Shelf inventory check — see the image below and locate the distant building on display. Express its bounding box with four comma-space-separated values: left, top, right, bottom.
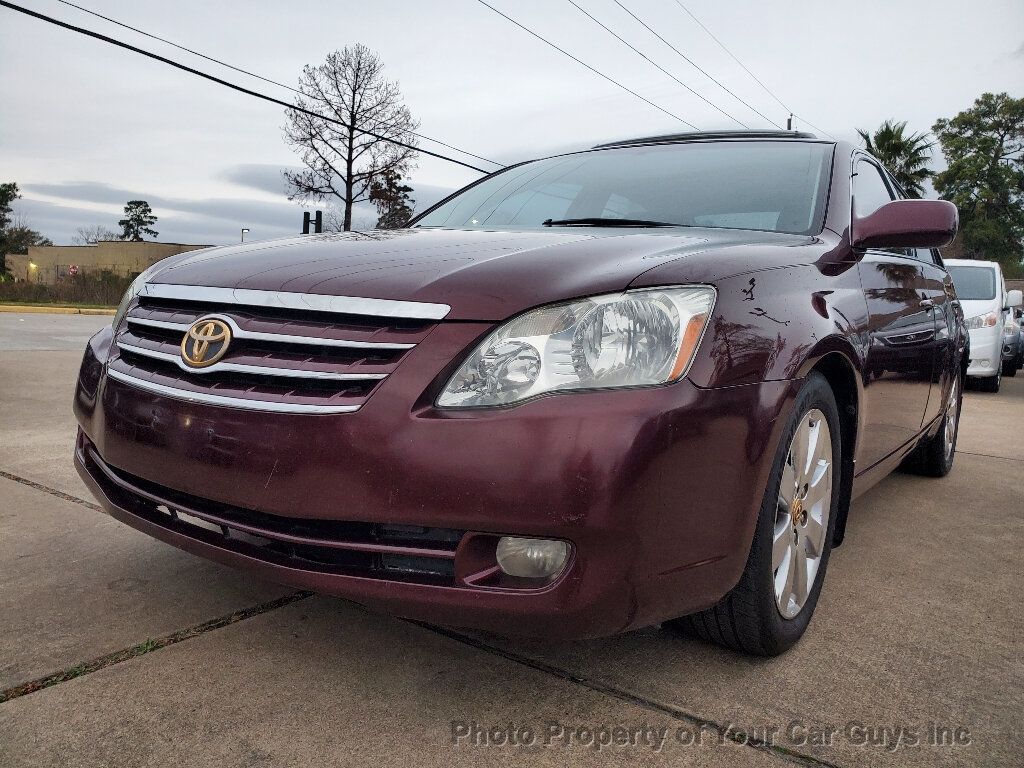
7, 240, 211, 284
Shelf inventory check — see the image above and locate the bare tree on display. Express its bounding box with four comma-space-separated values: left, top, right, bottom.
323, 204, 376, 233
72, 225, 119, 245
283, 45, 419, 231
3, 213, 52, 254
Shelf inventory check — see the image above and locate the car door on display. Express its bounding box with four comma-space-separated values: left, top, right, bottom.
915, 247, 958, 424
854, 158, 937, 468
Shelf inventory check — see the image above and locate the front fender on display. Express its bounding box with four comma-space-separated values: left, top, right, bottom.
676, 263, 869, 389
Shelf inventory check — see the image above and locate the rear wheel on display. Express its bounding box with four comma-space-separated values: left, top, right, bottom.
902, 372, 962, 477
669, 373, 841, 656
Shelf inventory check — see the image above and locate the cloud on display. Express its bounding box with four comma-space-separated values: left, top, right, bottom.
15, 176, 453, 245
219, 164, 456, 210
405, 182, 456, 211
221, 163, 300, 196
1013, 41, 1024, 59
14, 196, 300, 246
23, 181, 298, 224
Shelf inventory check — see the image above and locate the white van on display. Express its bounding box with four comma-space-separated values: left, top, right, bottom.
945, 259, 1023, 392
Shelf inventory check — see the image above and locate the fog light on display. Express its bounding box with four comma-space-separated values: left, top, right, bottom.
495, 537, 568, 579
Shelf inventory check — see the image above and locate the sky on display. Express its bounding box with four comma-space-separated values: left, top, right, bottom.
2, 0, 1023, 245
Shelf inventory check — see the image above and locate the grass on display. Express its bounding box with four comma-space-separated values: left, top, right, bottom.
0, 300, 117, 309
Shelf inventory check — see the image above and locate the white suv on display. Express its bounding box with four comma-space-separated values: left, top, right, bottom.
945, 259, 1023, 392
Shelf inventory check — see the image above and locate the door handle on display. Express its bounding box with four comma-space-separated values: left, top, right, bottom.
919, 299, 935, 309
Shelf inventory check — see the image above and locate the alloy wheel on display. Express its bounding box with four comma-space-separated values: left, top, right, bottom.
773, 409, 833, 619
943, 376, 959, 460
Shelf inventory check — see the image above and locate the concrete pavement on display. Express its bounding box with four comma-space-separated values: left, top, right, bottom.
0, 314, 1021, 767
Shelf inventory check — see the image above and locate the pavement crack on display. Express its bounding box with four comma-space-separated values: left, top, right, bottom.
410, 621, 846, 768
955, 450, 1023, 464
0, 591, 312, 704
0, 469, 102, 511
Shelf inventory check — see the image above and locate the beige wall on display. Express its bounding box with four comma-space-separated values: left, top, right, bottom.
8, 241, 210, 284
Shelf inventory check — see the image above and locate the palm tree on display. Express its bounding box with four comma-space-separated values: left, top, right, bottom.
856, 120, 934, 198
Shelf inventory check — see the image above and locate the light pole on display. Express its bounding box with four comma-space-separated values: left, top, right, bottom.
241, 228, 250, 243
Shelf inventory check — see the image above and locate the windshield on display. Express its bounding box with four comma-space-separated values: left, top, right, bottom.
415, 141, 833, 235
948, 266, 997, 300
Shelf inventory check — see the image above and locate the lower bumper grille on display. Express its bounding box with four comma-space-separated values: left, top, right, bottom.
79, 436, 465, 585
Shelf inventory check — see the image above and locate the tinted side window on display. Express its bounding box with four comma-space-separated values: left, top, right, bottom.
853, 161, 895, 218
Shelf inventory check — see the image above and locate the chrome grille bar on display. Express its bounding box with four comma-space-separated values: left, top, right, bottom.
116, 342, 387, 381
106, 368, 361, 414
113, 285, 436, 414
138, 283, 451, 320
126, 315, 415, 351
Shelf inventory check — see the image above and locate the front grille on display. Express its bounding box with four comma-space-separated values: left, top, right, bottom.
108, 284, 449, 414
80, 439, 465, 585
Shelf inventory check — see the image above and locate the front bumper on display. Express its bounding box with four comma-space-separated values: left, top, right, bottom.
1000, 333, 1020, 362
74, 325, 797, 639
966, 326, 1001, 377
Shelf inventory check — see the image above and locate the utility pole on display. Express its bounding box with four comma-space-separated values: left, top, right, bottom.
302, 211, 323, 234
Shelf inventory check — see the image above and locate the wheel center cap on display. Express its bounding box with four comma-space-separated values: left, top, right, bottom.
790, 499, 804, 526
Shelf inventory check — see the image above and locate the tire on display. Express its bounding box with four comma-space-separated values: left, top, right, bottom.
1002, 359, 1017, 377
901, 372, 962, 478
978, 366, 1001, 392
668, 372, 841, 656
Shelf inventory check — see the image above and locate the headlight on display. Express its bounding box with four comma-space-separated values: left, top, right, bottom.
965, 312, 999, 330
437, 286, 715, 408
112, 264, 162, 329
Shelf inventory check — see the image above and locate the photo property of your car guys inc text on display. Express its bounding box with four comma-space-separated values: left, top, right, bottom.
1, 1, 1022, 766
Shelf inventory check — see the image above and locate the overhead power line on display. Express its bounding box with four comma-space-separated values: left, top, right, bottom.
52, 0, 503, 168
611, 0, 782, 129
0, 1, 493, 173
671, 0, 790, 114
670, 0, 833, 139
474, 0, 698, 130
55, 0, 297, 94
564, 0, 746, 128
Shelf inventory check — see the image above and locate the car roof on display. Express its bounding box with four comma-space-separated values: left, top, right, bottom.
592, 130, 822, 149
944, 259, 1001, 269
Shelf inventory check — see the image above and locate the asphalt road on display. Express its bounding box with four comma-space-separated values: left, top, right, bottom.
1, 313, 1021, 768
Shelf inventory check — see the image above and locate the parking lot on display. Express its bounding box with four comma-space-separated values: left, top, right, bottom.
0, 312, 1021, 768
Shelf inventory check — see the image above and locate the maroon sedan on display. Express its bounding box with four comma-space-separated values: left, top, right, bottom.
74, 131, 965, 655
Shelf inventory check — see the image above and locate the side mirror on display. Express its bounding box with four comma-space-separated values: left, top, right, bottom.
1007, 289, 1023, 309
852, 199, 958, 250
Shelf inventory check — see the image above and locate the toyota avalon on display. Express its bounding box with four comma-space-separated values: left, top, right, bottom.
74, 131, 967, 655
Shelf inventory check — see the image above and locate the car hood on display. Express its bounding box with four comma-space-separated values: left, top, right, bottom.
151, 227, 812, 321
957, 298, 1001, 321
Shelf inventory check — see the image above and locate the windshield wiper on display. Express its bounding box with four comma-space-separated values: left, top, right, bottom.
541, 217, 679, 228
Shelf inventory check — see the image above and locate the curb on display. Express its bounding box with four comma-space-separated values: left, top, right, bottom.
0, 305, 116, 316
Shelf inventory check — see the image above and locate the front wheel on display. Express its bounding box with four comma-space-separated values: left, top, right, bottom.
669, 372, 841, 656
1002, 359, 1017, 377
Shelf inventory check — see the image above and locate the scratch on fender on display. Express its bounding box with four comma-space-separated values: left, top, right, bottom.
741, 277, 756, 301
264, 459, 279, 489
749, 307, 790, 326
